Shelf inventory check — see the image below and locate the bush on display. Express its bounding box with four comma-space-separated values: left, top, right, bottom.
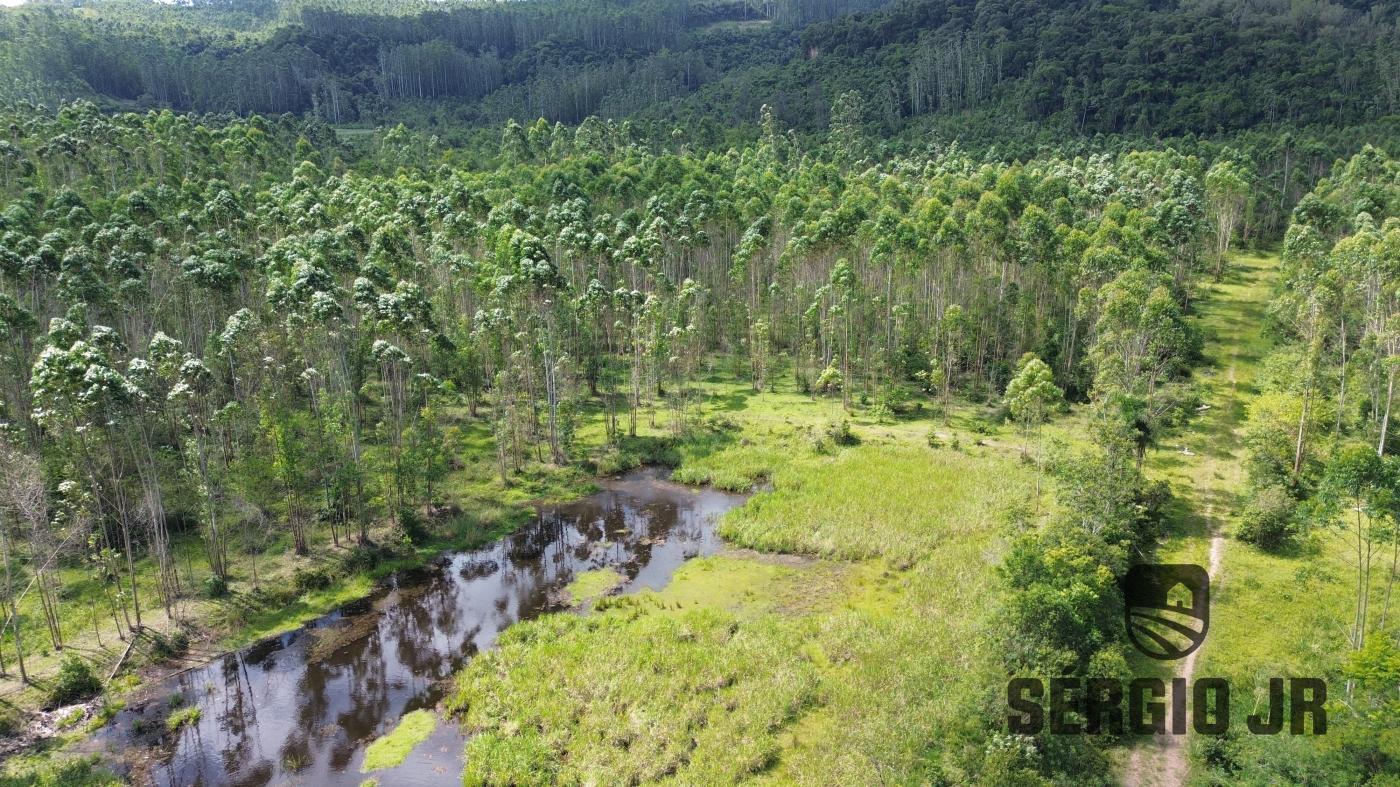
1236, 484, 1298, 550
823, 419, 858, 446
397, 508, 430, 545
342, 544, 384, 573
48, 654, 101, 707
202, 574, 228, 598
815, 364, 843, 395
293, 565, 334, 593
878, 384, 911, 414
150, 630, 190, 660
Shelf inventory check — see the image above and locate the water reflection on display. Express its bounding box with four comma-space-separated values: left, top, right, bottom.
93, 469, 745, 786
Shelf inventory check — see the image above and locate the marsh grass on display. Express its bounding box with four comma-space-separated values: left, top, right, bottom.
164, 706, 201, 733
449, 603, 819, 785
0, 754, 120, 787
720, 443, 1034, 564
361, 709, 436, 772
563, 568, 624, 606
447, 405, 1039, 783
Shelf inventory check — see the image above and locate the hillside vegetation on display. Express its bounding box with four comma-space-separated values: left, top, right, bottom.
2, 0, 1398, 142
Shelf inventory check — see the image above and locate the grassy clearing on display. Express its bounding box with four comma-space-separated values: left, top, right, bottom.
721, 443, 1033, 564
1112, 253, 1276, 776
447, 386, 1040, 783
362, 708, 437, 772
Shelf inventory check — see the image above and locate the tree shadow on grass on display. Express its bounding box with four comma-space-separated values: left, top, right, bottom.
706, 388, 753, 413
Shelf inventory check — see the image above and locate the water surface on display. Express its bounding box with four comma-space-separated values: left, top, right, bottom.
94, 469, 745, 785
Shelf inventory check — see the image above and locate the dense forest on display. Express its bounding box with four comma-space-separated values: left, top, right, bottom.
0, 100, 1205, 638
2, 0, 1399, 139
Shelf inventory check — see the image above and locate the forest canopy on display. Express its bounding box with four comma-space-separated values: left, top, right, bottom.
1, 0, 1398, 141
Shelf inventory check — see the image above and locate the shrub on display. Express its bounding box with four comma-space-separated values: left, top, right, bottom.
823, 419, 857, 446
48, 654, 101, 707
877, 384, 910, 414
1236, 484, 1298, 550
150, 630, 190, 660
815, 364, 843, 395
203, 574, 228, 598
342, 544, 383, 573
397, 508, 430, 545
926, 428, 942, 449
293, 565, 334, 593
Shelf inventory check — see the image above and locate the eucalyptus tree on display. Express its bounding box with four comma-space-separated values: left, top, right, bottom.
1205, 159, 1250, 279
1004, 353, 1063, 458
168, 351, 231, 581
30, 323, 147, 632
0, 437, 40, 681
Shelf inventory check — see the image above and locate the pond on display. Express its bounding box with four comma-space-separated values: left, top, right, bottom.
90, 468, 746, 786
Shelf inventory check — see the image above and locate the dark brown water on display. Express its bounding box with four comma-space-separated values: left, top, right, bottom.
92, 469, 745, 786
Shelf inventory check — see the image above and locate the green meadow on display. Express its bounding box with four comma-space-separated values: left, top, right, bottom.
446, 370, 1039, 783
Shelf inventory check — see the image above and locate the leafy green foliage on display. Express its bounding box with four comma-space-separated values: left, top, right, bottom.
1235, 484, 1299, 550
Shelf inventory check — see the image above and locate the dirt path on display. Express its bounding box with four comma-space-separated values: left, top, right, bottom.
1121, 253, 1276, 787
